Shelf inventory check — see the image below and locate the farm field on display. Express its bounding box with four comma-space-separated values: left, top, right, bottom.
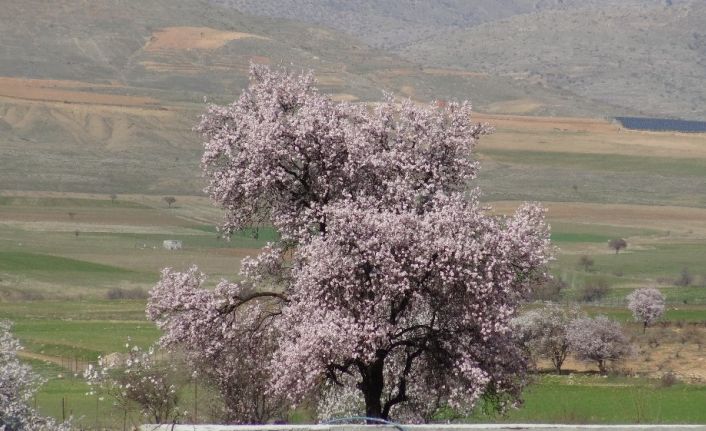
1, 112, 705, 427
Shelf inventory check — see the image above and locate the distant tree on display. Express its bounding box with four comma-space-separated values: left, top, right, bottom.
109, 193, 118, 204
513, 305, 583, 374
74, 229, 80, 238
579, 279, 610, 302
675, 267, 693, 287
577, 255, 595, 272
567, 315, 631, 373
608, 238, 627, 254
1, 320, 69, 431
67, 211, 76, 220
627, 288, 665, 333
163, 196, 176, 208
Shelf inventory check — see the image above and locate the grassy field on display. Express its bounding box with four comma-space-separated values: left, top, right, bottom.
1, 113, 705, 426
484, 374, 706, 424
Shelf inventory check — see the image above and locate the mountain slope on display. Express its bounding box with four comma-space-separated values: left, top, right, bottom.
212, 0, 681, 49
1, 0, 618, 195
400, 1, 706, 120
216, 0, 705, 120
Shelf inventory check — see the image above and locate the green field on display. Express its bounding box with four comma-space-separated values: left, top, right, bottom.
2, 116, 705, 426
485, 375, 706, 424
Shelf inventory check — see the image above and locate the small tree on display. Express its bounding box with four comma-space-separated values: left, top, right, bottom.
577, 255, 594, 272
85, 343, 183, 424
67, 211, 76, 220
110, 193, 118, 204
608, 238, 627, 254
1, 320, 69, 431
513, 305, 582, 374
74, 229, 80, 238
627, 288, 665, 332
567, 315, 631, 373
163, 196, 176, 208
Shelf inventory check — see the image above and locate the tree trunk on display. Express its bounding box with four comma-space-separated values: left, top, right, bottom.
360, 359, 386, 420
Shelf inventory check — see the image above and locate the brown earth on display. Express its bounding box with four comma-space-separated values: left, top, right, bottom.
144, 26, 268, 51
0, 77, 159, 107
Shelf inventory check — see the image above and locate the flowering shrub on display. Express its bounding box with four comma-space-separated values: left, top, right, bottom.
148, 65, 552, 422
1, 320, 69, 431
84, 343, 183, 424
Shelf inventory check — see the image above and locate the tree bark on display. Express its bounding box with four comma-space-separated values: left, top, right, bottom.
360, 359, 386, 420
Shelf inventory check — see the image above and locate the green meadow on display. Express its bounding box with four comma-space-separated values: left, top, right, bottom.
1, 119, 705, 426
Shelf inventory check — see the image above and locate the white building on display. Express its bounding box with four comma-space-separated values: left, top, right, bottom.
162, 240, 182, 250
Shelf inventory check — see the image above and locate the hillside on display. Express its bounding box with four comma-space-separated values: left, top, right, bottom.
401, 1, 706, 120
213, 0, 681, 49
0, 0, 623, 195
218, 0, 705, 120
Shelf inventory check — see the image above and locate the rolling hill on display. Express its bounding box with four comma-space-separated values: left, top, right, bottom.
0, 0, 623, 195
218, 0, 706, 120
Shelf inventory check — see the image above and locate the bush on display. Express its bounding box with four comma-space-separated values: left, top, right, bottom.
675, 267, 693, 286
580, 279, 610, 302
530, 277, 566, 301
660, 371, 679, 388
577, 255, 594, 272
106, 287, 148, 300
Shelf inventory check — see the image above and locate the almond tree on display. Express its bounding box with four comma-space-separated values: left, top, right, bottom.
513, 305, 582, 374
148, 65, 551, 422
84, 343, 183, 425
627, 288, 665, 333
1, 320, 69, 431
567, 315, 631, 373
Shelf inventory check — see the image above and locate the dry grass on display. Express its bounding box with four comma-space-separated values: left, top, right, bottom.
476, 112, 706, 159
490, 201, 706, 238
144, 26, 268, 51
483, 99, 544, 114
0, 77, 159, 107
548, 325, 706, 383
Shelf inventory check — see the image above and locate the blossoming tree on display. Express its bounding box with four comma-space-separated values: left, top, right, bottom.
567, 315, 632, 373
84, 343, 183, 425
148, 65, 551, 422
627, 288, 665, 332
513, 305, 582, 374
1, 320, 69, 431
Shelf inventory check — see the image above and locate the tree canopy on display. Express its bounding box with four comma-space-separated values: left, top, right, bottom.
148, 65, 551, 422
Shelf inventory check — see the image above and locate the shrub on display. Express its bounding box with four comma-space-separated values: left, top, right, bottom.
577, 255, 594, 272
530, 277, 566, 301
106, 287, 148, 300
660, 371, 679, 388
675, 267, 693, 286
580, 279, 610, 302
